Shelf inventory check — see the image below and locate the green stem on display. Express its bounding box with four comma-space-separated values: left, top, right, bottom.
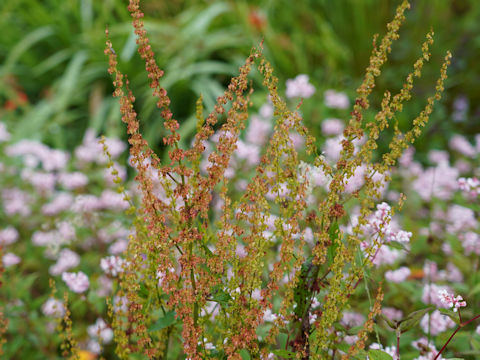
190, 242, 198, 327
163, 326, 172, 359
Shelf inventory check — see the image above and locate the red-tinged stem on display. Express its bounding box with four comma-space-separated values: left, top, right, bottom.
396, 330, 400, 360
433, 313, 480, 359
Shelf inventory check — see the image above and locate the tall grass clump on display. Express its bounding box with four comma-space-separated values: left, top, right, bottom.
102, 0, 452, 358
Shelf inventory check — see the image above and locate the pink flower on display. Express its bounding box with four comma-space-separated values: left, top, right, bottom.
42, 298, 65, 318
420, 310, 455, 335
103, 162, 126, 186
323, 136, 343, 163
438, 290, 466, 312
2, 188, 31, 216
449, 134, 475, 157
235, 139, 260, 166
411, 338, 441, 360
74, 130, 125, 166
42, 192, 73, 216
113, 296, 128, 313
0, 122, 10, 142
412, 162, 459, 201
385, 266, 411, 283
286, 75, 316, 99
100, 256, 127, 277
428, 150, 449, 165
100, 190, 129, 210
109, 239, 128, 255
458, 177, 479, 198
58, 172, 88, 190
446, 205, 477, 234
289, 132, 304, 150
50, 249, 80, 276
382, 307, 403, 321
321, 118, 344, 136
259, 103, 273, 119
21, 170, 56, 193
324, 89, 349, 109
263, 308, 278, 322
422, 284, 450, 307
2, 252, 20, 267
462, 231, 480, 256
62, 271, 89, 293
87, 318, 113, 344
246, 115, 271, 146
0, 226, 19, 246
341, 311, 365, 328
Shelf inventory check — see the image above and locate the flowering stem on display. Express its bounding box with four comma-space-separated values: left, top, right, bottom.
433, 313, 480, 359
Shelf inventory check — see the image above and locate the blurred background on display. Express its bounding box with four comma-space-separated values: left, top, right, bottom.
1, 2, 479, 358
1, 0, 479, 161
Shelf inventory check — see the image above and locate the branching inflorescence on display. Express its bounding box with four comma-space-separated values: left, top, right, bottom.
103, 0, 451, 359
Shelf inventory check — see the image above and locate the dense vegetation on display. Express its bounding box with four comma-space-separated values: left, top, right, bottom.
0, 0, 479, 359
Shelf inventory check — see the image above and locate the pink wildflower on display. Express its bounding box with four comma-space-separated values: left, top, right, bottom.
62, 271, 90, 293
385, 266, 411, 283
42, 298, 65, 318
286, 74, 316, 98
87, 318, 113, 344
420, 310, 455, 335
100, 256, 127, 277
2, 252, 20, 267
324, 89, 349, 109
438, 289, 466, 312
0, 226, 19, 246
49, 249, 80, 276
321, 118, 344, 136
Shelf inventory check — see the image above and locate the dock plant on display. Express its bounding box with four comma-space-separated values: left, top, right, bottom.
97, 0, 459, 359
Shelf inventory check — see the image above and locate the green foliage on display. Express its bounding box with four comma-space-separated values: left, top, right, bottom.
2, 0, 479, 157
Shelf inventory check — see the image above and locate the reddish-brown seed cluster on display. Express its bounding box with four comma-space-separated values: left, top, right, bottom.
103, 0, 451, 358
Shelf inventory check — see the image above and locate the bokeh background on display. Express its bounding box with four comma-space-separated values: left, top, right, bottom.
1, 0, 479, 161
1, 1, 480, 358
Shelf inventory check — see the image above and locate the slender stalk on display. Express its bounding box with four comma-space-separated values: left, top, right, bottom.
189, 242, 198, 328
396, 328, 401, 360
163, 326, 172, 359
433, 313, 480, 359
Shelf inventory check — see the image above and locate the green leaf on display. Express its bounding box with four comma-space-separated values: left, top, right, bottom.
1, 26, 54, 76
377, 313, 397, 330
327, 222, 340, 266
149, 310, 176, 332
368, 349, 393, 360
468, 282, 480, 297
328, 221, 340, 241
211, 285, 232, 309
335, 344, 368, 359
398, 307, 432, 333
346, 325, 364, 336
271, 349, 296, 358
138, 282, 149, 299
239, 349, 251, 360
388, 241, 407, 250
471, 337, 480, 350
439, 308, 460, 324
